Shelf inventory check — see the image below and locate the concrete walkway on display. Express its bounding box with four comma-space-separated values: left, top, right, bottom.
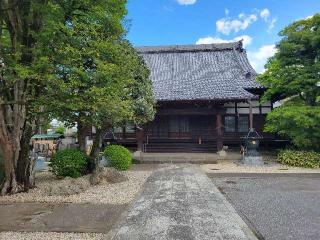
108, 164, 257, 240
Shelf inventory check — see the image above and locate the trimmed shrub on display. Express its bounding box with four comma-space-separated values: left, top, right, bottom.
278, 149, 320, 168
103, 145, 132, 171
50, 149, 87, 178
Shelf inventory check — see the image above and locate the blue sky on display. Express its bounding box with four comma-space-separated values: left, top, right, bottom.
126, 0, 320, 72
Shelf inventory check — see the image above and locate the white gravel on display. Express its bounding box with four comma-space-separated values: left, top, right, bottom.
201, 161, 320, 173
0, 232, 106, 240
0, 169, 152, 205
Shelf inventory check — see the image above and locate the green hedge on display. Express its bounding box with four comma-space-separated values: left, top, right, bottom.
278, 149, 320, 168
103, 145, 132, 171
50, 149, 87, 178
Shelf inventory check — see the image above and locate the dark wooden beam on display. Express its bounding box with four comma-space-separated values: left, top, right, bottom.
216, 111, 223, 151
249, 100, 253, 129
157, 108, 219, 116
259, 104, 262, 114
235, 102, 238, 116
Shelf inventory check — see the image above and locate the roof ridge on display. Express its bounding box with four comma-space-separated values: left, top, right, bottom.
136, 41, 243, 54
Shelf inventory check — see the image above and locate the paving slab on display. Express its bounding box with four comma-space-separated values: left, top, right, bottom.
0, 202, 127, 233
108, 164, 257, 240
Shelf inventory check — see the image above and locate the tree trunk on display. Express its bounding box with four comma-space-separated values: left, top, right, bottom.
90, 125, 110, 159
16, 122, 34, 190
0, 80, 27, 195
0, 0, 47, 195
0, 141, 21, 195
77, 121, 87, 153
89, 125, 110, 184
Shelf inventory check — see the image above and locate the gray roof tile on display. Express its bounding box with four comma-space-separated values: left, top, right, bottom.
136, 41, 262, 101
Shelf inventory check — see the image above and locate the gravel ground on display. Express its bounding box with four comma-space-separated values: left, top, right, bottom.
201, 161, 320, 173
0, 168, 153, 205
0, 166, 156, 240
212, 176, 320, 240
0, 232, 106, 240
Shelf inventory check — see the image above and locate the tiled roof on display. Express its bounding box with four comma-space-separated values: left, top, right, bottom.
136, 41, 262, 101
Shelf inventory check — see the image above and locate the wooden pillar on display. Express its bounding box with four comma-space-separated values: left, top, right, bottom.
249, 99, 253, 129
136, 128, 145, 152
216, 111, 223, 151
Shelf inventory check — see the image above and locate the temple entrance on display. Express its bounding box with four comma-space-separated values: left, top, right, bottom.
168, 116, 190, 139
146, 115, 217, 140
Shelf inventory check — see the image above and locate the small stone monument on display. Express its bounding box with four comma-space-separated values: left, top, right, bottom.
243, 129, 264, 166
218, 145, 228, 158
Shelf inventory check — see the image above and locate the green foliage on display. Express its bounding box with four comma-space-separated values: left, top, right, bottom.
258, 14, 320, 106
38, 0, 130, 128
278, 149, 320, 168
55, 124, 65, 134
103, 145, 132, 171
258, 14, 320, 150
0, 1, 52, 127
50, 149, 86, 178
265, 103, 320, 150
122, 41, 156, 126
39, 0, 154, 138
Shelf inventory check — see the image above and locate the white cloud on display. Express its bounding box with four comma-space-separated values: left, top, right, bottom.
196, 37, 221, 45
258, 8, 277, 33
260, 8, 270, 21
248, 44, 277, 73
267, 18, 277, 32
215, 8, 277, 35
196, 35, 252, 47
216, 13, 257, 35
176, 0, 196, 5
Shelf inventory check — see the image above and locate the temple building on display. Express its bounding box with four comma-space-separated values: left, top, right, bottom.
106, 41, 276, 152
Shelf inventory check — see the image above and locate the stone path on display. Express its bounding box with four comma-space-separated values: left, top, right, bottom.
108, 164, 257, 240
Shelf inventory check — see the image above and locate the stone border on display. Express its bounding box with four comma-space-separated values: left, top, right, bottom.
207, 172, 320, 178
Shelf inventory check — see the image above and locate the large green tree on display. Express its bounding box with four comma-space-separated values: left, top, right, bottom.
0, 0, 154, 194
0, 0, 49, 195
40, 0, 155, 160
259, 14, 320, 150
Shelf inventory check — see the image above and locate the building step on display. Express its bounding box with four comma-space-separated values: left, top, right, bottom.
137, 152, 243, 163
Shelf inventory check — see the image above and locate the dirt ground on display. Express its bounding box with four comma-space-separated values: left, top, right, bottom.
0, 202, 127, 233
